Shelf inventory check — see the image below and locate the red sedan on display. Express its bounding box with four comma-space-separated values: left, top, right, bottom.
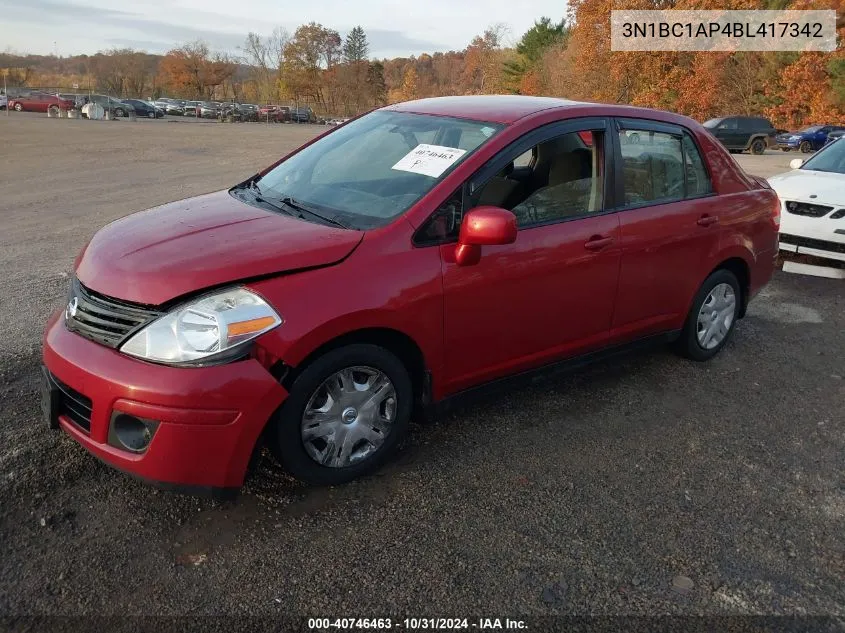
42, 96, 779, 496
10, 92, 74, 114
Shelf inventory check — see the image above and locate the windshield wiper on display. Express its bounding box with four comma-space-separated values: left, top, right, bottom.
235, 180, 350, 229
278, 196, 350, 229
234, 179, 295, 216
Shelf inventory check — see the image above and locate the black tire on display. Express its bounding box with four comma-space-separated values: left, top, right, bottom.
270, 344, 413, 485
147, 111, 156, 119
14, 103, 23, 112
674, 269, 741, 362
114, 108, 125, 118
799, 140, 812, 154
750, 138, 766, 155
47, 105, 59, 117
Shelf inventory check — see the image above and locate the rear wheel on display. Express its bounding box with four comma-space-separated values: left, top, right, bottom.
675, 269, 740, 361
799, 140, 812, 153
14, 103, 23, 112
750, 138, 766, 155
114, 107, 126, 118
270, 344, 413, 485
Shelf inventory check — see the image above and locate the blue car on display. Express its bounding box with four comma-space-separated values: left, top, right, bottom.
776, 125, 845, 153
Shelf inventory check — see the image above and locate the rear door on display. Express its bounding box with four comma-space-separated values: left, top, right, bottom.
610, 118, 721, 340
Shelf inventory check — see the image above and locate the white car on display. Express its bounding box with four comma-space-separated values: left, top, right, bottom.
0, 94, 7, 110
768, 139, 845, 263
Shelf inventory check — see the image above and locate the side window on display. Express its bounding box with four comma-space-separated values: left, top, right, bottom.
472, 130, 605, 227
618, 130, 685, 205
719, 118, 738, 130
513, 148, 535, 167
682, 134, 713, 197
416, 187, 464, 244
415, 127, 606, 244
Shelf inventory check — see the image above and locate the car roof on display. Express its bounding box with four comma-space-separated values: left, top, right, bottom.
385, 95, 711, 131
387, 95, 585, 124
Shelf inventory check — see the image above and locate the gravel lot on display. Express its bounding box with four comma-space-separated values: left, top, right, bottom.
1, 114, 843, 622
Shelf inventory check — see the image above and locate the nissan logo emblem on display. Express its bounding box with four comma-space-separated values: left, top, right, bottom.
66, 296, 79, 320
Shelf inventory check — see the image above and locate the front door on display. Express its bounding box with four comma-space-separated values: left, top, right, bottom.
436, 119, 622, 395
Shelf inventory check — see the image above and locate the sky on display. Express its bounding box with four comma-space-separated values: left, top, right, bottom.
0, 0, 567, 59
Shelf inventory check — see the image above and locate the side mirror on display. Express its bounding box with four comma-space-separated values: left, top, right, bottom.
454, 206, 517, 267
790, 158, 804, 169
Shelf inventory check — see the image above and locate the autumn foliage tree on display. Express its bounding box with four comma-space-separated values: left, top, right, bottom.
5, 8, 842, 125
158, 41, 236, 99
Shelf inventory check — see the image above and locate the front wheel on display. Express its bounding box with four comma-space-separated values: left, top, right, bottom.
270, 344, 413, 485
674, 269, 740, 361
750, 138, 766, 155
799, 140, 812, 153
147, 111, 156, 119
14, 103, 23, 112
47, 105, 60, 116
114, 108, 125, 118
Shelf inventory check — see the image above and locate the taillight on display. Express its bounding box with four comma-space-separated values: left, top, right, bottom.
772, 195, 781, 228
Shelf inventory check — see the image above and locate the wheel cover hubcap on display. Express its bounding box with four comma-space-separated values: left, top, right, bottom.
696, 283, 736, 350
301, 366, 397, 468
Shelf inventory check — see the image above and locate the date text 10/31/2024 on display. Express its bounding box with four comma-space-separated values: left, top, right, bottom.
308, 618, 528, 630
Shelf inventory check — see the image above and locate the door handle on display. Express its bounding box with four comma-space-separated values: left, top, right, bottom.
697, 215, 719, 227
584, 235, 614, 251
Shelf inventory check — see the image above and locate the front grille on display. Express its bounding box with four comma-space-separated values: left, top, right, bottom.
66, 279, 162, 348
779, 234, 845, 254
784, 201, 834, 218
48, 372, 93, 432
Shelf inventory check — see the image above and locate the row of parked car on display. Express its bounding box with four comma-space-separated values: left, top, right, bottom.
153, 98, 320, 123
0, 89, 335, 125
702, 115, 845, 155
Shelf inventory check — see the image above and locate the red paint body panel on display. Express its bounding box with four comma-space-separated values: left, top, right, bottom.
76, 190, 363, 304
42, 96, 778, 490
43, 311, 286, 488
439, 214, 621, 393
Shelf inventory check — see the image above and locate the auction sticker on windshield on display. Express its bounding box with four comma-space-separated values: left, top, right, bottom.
392, 144, 467, 178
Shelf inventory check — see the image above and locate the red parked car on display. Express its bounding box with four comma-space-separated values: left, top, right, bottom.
258, 104, 290, 122
10, 92, 74, 114
42, 96, 779, 495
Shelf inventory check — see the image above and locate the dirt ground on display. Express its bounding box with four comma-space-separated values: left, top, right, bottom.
1, 114, 843, 623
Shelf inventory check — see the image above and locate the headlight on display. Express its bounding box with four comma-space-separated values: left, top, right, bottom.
121, 287, 281, 365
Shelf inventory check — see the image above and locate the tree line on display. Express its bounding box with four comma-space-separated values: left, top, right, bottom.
1, 0, 842, 128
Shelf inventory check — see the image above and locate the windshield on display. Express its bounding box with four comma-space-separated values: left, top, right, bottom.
799, 126, 822, 133
252, 110, 502, 229
800, 139, 845, 174
702, 118, 722, 128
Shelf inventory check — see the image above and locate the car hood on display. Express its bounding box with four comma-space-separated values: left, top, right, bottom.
76, 190, 364, 305
767, 170, 845, 205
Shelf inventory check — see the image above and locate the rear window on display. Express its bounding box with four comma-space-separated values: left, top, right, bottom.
702, 119, 723, 129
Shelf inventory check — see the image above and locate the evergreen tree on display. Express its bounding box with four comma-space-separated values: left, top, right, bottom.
343, 26, 370, 64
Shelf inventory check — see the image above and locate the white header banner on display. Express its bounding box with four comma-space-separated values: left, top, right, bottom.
611, 10, 837, 52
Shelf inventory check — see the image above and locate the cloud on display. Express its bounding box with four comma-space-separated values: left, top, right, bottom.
0, 0, 447, 57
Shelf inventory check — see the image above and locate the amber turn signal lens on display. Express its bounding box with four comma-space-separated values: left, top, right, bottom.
228, 316, 277, 337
